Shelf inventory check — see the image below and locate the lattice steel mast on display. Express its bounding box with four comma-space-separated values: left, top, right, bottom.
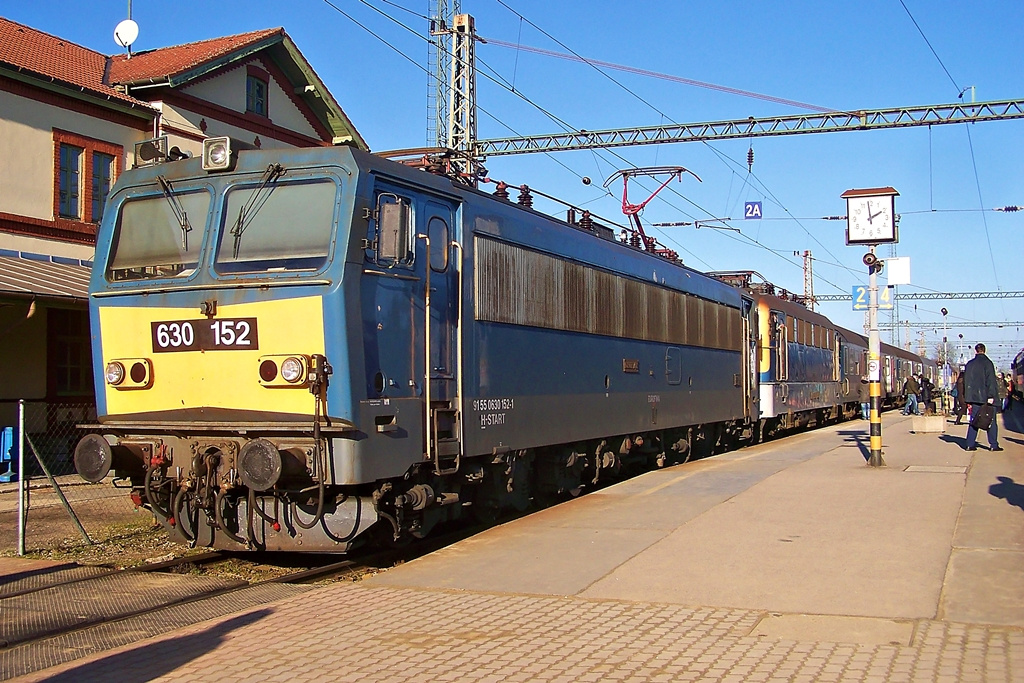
427, 0, 460, 148
446, 13, 477, 176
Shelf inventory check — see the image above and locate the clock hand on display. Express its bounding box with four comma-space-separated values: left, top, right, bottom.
865, 201, 873, 224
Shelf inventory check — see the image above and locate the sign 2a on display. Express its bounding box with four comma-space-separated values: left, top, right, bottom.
744, 201, 762, 219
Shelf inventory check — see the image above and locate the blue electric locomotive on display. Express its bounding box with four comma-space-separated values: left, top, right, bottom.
74, 139, 762, 552
74, 138, 932, 552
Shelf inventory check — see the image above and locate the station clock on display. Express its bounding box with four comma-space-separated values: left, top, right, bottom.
842, 187, 899, 245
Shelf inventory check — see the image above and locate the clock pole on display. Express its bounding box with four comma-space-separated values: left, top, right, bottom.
866, 246, 884, 467
843, 187, 899, 468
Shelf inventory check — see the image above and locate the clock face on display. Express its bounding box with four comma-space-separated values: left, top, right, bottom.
846, 195, 896, 244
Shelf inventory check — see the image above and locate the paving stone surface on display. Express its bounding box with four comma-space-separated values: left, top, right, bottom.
8, 409, 1024, 682
11, 582, 1023, 683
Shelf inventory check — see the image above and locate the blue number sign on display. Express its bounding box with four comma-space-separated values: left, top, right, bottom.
852, 285, 894, 310
744, 201, 762, 219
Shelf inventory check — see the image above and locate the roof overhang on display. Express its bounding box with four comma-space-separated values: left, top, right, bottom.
0, 252, 91, 304
274, 37, 368, 150
0, 64, 157, 121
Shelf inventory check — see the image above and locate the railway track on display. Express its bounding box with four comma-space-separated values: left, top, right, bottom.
0, 530, 475, 680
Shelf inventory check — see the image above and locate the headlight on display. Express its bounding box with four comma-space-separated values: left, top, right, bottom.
202, 136, 237, 171
105, 362, 125, 386
258, 354, 310, 387
105, 358, 153, 389
208, 141, 228, 165
280, 357, 304, 383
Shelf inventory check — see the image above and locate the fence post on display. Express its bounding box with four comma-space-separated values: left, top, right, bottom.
17, 399, 25, 556
25, 433, 92, 545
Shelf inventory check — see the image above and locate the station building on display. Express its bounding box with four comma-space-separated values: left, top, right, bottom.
0, 16, 365, 433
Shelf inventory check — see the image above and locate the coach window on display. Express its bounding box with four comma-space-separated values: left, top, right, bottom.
427, 216, 449, 272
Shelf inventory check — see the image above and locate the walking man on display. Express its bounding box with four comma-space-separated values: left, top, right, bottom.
902, 373, 920, 416
964, 343, 1002, 451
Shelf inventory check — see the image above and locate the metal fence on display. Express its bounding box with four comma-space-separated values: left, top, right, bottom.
1, 400, 150, 555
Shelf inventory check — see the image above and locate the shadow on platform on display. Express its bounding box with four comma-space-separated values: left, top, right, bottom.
938, 434, 967, 449
42, 608, 273, 683
836, 430, 871, 461
989, 476, 1024, 513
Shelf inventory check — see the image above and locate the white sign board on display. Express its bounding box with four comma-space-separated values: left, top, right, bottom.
886, 256, 911, 285
868, 359, 881, 382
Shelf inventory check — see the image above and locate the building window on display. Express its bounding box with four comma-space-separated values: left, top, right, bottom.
246, 74, 268, 116
49, 308, 93, 397
59, 143, 83, 218
92, 152, 115, 222
53, 130, 122, 226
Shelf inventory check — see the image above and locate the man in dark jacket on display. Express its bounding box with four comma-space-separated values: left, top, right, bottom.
902, 373, 920, 415
964, 343, 1002, 451
953, 371, 967, 424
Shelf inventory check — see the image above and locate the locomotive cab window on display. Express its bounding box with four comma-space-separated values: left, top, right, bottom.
106, 188, 211, 281
374, 193, 413, 266
215, 178, 338, 274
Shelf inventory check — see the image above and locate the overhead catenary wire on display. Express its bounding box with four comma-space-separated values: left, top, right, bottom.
346, 0, 852, 288
488, 0, 858, 288
324, 0, 604, 188
897, 0, 961, 94
332, 1, 1009, 304
341, 1, 719, 266
897, 0, 1005, 313
481, 37, 835, 113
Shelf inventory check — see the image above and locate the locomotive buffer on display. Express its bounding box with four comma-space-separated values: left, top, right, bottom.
843, 187, 900, 468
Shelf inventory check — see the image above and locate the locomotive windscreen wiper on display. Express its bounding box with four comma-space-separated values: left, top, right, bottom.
157, 175, 193, 250
230, 163, 286, 258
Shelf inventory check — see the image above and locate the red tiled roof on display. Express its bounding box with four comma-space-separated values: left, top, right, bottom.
0, 17, 146, 107
0, 18, 364, 148
109, 28, 284, 86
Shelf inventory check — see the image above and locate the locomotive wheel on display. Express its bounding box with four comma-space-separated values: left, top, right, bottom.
472, 501, 502, 525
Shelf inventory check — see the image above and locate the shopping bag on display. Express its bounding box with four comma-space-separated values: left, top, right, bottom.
970, 404, 995, 431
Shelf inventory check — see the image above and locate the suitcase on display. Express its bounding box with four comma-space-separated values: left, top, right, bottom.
970, 404, 995, 431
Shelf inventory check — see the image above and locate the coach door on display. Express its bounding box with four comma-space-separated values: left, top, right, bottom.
741, 298, 757, 420
418, 199, 462, 474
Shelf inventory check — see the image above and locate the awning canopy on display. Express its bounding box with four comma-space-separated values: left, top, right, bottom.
0, 251, 92, 302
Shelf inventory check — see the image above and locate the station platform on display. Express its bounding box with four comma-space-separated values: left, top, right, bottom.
11, 406, 1024, 682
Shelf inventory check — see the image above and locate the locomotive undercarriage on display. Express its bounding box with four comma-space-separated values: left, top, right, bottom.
376, 417, 765, 542
74, 430, 381, 552
76, 407, 862, 552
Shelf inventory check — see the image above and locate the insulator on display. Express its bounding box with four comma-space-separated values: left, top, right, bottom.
998, 205, 1021, 212
747, 146, 754, 172
493, 181, 509, 200
629, 232, 641, 248
517, 184, 533, 208
579, 210, 593, 231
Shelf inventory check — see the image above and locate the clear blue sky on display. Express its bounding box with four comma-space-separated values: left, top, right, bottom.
6, 1, 1023, 366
